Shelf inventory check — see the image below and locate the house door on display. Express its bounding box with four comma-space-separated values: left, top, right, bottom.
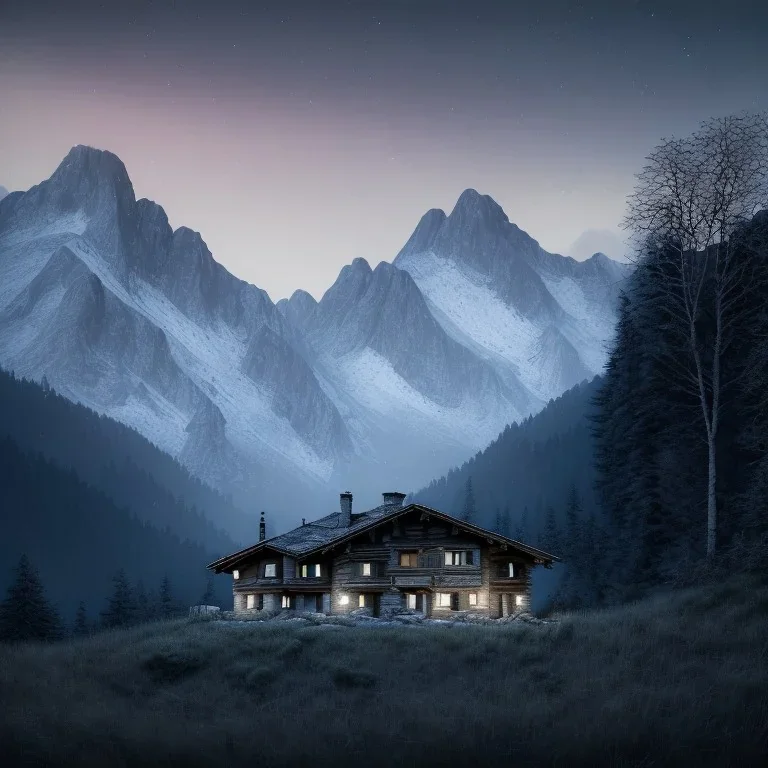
315, 594, 323, 613
372, 594, 381, 618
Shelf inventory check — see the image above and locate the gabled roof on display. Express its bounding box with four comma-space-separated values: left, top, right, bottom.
208, 502, 559, 573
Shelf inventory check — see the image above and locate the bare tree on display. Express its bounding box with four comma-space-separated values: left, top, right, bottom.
624, 113, 768, 556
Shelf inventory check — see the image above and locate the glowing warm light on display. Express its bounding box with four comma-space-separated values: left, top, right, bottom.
233, 570, 240, 580
515, 594, 524, 607
340, 595, 350, 606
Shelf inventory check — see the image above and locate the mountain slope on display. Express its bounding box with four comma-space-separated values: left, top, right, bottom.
0, 148, 627, 520
0, 435, 232, 623
411, 377, 602, 541
394, 189, 629, 403
0, 368, 253, 547
0, 146, 347, 513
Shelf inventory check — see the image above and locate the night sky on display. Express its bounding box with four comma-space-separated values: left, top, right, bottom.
1, 0, 766, 300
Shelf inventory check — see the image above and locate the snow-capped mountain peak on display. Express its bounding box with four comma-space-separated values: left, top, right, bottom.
0, 149, 629, 518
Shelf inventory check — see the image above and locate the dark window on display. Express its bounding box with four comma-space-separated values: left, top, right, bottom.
258, 594, 264, 610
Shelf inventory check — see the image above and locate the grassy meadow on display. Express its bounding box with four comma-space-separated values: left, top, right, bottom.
1, 573, 767, 767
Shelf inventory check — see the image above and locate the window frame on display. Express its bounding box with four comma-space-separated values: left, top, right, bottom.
444, 550, 474, 566
233, 569, 240, 580
399, 551, 418, 567
468, 592, 478, 607
246, 594, 255, 609
361, 562, 372, 577
281, 595, 292, 609
264, 562, 277, 578
358, 594, 366, 608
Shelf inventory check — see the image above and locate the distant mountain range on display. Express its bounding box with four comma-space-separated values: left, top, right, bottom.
0, 146, 630, 518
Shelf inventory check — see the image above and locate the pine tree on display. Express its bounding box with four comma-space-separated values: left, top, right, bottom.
73, 601, 89, 637
0, 555, 62, 643
159, 574, 175, 619
539, 506, 560, 554
515, 506, 530, 542
200, 574, 217, 607
494, 507, 502, 534
501, 506, 511, 537
565, 483, 583, 556
101, 569, 136, 629
135, 580, 151, 623
461, 477, 476, 523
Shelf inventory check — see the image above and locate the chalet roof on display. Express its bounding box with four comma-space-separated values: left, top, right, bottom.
207, 502, 559, 573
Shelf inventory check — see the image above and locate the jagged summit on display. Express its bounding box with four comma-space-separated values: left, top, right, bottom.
449, 188, 509, 224
50, 145, 134, 198
0, 144, 630, 514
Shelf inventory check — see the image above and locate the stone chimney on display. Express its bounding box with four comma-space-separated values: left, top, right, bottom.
339, 491, 353, 527
382, 492, 407, 507
259, 512, 266, 542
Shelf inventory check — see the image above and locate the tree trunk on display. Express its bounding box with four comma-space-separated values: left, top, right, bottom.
706, 435, 717, 556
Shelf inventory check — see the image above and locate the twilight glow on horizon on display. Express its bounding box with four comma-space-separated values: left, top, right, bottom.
1, 0, 766, 301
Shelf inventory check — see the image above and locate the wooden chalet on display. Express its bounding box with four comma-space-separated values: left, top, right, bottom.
207, 491, 559, 618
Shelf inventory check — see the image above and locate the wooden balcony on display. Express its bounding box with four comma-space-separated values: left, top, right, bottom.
282, 577, 332, 588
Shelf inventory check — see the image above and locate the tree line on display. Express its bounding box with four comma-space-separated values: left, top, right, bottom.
0, 434, 231, 622
590, 112, 768, 602
0, 554, 219, 643
416, 112, 768, 609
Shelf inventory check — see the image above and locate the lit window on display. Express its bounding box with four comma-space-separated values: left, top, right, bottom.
302, 563, 321, 577
301, 564, 308, 578
437, 593, 452, 607
264, 563, 277, 578
445, 551, 473, 566
358, 594, 366, 608
313, 564, 321, 577
281, 595, 291, 609
515, 594, 524, 607
340, 595, 350, 606
508, 563, 515, 578
362, 562, 372, 576
406, 593, 417, 610
233, 570, 240, 580
246, 594, 255, 609
399, 552, 418, 567
469, 593, 478, 606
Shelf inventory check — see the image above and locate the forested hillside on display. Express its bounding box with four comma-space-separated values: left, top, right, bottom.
411, 377, 601, 549
0, 369, 256, 546
0, 436, 232, 624
589, 114, 768, 604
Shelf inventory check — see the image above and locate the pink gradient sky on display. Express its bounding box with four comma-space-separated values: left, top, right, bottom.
1, 1, 765, 301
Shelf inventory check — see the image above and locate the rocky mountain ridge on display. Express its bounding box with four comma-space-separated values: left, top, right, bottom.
0, 146, 629, 519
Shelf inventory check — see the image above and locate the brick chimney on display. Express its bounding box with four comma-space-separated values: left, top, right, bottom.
382, 492, 407, 507
339, 492, 353, 527
259, 512, 266, 542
